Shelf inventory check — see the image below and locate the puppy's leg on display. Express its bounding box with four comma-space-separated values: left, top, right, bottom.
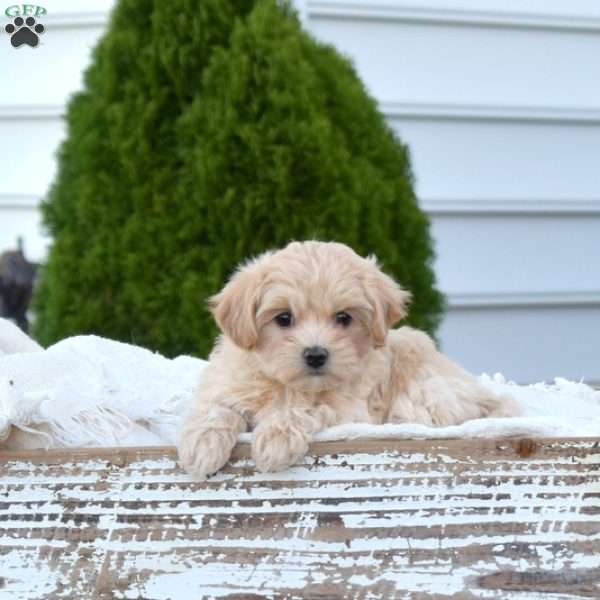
252, 402, 336, 473
389, 374, 519, 427
478, 389, 521, 419
385, 328, 520, 427
178, 404, 246, 480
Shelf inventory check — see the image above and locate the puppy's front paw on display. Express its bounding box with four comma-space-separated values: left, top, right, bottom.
178, 413, 238, 480
252, 424, 309, 473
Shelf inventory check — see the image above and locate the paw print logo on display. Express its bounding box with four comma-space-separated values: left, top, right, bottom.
5, 16, 45, 48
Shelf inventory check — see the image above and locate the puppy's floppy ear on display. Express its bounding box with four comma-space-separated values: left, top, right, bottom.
364, 257, 411, 347
209, 265, 263, 350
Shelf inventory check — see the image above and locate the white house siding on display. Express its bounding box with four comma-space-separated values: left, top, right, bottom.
0, 0, 598, 382
0, 3, 110, 257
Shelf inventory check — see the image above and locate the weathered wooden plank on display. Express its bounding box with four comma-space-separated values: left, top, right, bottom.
0, 438, 599, 599
0, 436, 598, 462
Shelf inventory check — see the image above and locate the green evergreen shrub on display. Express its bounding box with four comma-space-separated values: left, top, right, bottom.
34, 0, 444, 357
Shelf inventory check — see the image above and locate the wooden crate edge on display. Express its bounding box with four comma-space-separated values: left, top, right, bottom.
1, 436, 599, 465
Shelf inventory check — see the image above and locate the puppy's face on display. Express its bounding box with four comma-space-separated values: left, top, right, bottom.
210, 241, 410, 392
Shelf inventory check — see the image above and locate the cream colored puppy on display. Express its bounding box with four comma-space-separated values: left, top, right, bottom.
178, 241, 519, 478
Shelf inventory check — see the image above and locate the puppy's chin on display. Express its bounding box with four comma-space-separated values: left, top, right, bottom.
286, 370, 340, 393
277, 362, 363, 393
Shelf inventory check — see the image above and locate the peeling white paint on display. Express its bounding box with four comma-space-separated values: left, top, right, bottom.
1, 442, 598, 599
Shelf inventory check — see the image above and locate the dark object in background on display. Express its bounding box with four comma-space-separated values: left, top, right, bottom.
0, 239, 37, 332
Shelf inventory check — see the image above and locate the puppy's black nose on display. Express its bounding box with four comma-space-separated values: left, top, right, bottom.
303, 346, 329, 369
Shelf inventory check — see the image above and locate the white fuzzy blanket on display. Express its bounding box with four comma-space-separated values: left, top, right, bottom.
0, 318, 598, 448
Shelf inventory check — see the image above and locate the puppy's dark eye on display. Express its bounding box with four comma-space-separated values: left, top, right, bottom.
335, 311, 352, 327
275, 312, 293, 327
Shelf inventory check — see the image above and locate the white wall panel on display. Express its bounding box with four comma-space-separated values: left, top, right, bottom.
309, 13, 600, 108
430, 214, 600, 296
390, 117, 600, 201
308, 0, 600, 22
1, 24, 106, 107
440, 305, 600, 384
0, 118, 65, 196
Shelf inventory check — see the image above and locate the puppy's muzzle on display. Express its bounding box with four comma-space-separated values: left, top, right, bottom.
302, 346, 329, 370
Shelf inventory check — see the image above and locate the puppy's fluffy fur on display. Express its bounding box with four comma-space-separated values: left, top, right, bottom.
179, 241, 519, 478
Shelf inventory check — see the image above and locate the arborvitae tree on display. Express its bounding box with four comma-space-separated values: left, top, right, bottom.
34, 0, 444, 357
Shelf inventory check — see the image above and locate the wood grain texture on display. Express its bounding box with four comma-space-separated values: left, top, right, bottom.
0, 438, 599, 599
